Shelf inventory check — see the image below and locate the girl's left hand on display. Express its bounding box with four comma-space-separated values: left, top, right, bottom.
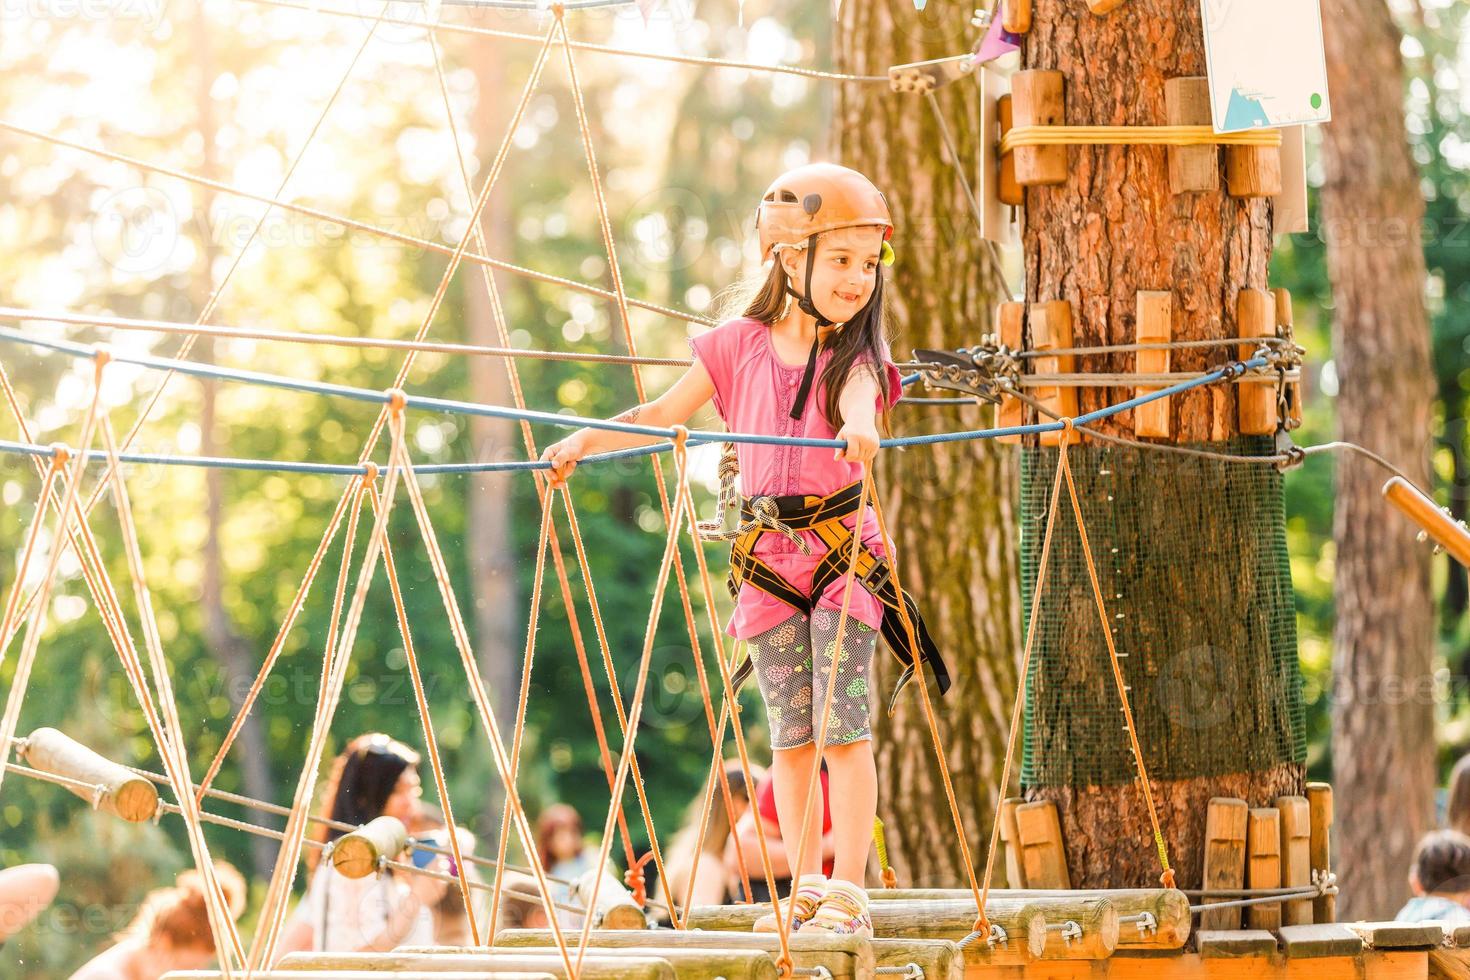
834, 420, 880, 464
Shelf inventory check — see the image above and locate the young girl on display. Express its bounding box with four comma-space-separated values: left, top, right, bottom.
541, 163, 948, 937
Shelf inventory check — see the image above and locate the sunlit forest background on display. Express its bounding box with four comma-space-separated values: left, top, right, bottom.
0, 0, 1466, 974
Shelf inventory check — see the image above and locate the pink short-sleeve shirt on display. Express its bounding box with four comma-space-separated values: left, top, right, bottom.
689, 316, 905, 640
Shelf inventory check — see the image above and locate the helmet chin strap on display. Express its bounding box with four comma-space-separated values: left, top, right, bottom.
781, 233, 882, 422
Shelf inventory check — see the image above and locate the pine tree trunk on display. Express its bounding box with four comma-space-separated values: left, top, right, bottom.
1017, 0, 1305, 887
1319, 0, 1435, 921
193, 3, 276, 881
835, 3, 1021, 887
467, 33, 520, 831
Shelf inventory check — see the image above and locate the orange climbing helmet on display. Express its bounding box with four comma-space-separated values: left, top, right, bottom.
755, 162, 894, 264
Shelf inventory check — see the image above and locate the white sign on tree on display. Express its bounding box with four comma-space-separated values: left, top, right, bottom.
1200, 0, 1332, 133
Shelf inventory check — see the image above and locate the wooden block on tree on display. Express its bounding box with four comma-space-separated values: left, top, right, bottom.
1002, 0, 1031, 34
1227, 136, 1283, 198
1273, 287, 1304, 429
1306, 782, 1334, 923
1236, 288, 1277, 435
1275, 126, 1309, 235
1347, 921, 1444, 949
1133, 290, 1173, 438
996, 303, 1025, 444
1015, 799, 1071, 888
1012, 70, 1067, 187
1196, 929, 1279, 958
20, 727, 158, 822
1165, 78, 1218, 193
1275, 923, 1365, 958
1246, 807, 1282, 930
997, 94, 1024, 207
1001, 796, 1028, 886
1200, 797, 1249, 932
1029, 300, 1077, 447
1276, 795, 1311, 925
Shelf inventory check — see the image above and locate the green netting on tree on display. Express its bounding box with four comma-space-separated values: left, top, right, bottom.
1019, 437, 1306, 788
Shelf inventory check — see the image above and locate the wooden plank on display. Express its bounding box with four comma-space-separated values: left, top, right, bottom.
1015, 798, 1071, 887
1236, 289, 1277, 435
1346, 921, 1444, 949
1028, 302, 1078, 449
1001, 796, 1028, 886
490, 929, 870, 980
996, 304, 1025, 444
1201, 799, 1249, 932
1133, 290, 1173, 438
278, 949, 750, 979
1431, 946, 1470, 980
1226, 133, 1283, 198
1165, 77, 1218, 193
1275, 796, 1311, 925
1246, 807, 1282, 930
21, 727, 158, 822
1274, 127, 1309, 236
1273, 288, 1304, 431
332, 815, 408, 879
980, 68, 1019, 244
1012, 70, 1067, 187
1276, 923, 1365, 958
872, 938, 964, 980
1196, 929, 1280, 958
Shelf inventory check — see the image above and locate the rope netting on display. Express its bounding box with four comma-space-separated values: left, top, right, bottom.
1018, 437, 1308, 788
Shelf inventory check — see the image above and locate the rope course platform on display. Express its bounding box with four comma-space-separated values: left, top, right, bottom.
1, 0, 1457, 976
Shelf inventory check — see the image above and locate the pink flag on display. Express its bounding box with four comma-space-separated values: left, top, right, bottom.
973, 12, 1021, 64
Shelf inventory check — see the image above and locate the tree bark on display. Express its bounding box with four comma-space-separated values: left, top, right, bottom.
1017, 0, 1305, 887
1319, 0, 1435, 921
192, 3, 276, 881
836, 3, 1021, 887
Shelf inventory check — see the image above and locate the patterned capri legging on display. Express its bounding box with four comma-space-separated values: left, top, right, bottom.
748, 608, 879, 750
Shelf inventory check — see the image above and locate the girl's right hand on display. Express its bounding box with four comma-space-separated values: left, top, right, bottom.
540, 431, 591, 487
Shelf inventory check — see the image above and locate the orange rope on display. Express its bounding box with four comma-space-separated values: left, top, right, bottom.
973, 422, 1075, 932
367, 481, 485, 943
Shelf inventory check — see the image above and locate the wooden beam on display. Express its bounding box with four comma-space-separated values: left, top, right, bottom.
996, 306, 1025, 445
1012, 71, 1067, 187
1133, 290, 1173, 438
997, 95, 1024, 207
1015, 799, 1071, 886
1246, 807, 1282, 930
1236, 289, 1277, 436
1275, 795, 1311, 925
1003, 0, 1032, 34
489, 929, 871, 979
568, 867, 648, 930
1164, 78, 1218, 193
331, 815, 407, 879
1200, 798, 1248, 932
1195, 929, 1279, 958
1384, 477, 1470, 568
1029, 303, 1078, 449
1272, 287, 1303, 429
1226, 132, 1284, 198
19, 727, 158, 822
1304, 782, 1334, 924
1275, 923, 1365, 958
277, 948, 761, 979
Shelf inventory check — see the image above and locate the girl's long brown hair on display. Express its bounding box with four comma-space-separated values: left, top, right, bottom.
712, 242, 895, 437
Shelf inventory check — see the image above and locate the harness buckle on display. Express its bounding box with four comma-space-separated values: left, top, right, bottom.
861, 557, 892, 594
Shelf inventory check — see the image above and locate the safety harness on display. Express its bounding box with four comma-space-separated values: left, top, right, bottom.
701, 475, 951, 715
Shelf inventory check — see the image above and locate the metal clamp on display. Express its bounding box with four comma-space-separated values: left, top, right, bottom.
889, 54, 976, 94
